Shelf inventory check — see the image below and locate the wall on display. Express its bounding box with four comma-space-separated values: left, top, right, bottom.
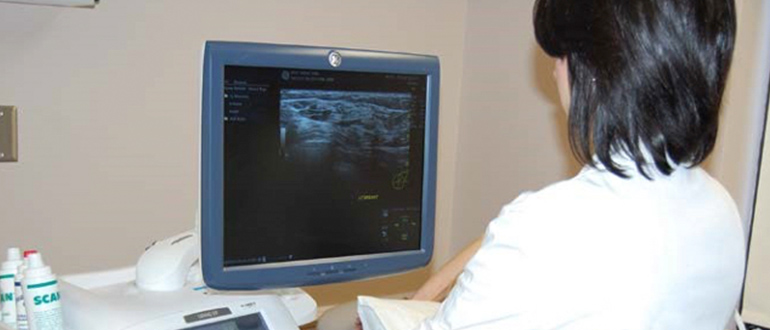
0, 0, 468, 305
450, 0, 581, 253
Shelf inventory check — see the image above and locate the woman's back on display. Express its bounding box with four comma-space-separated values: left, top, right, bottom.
419, 160, 745, 329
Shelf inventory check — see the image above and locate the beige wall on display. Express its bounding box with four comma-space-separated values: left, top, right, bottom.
0, 0, 468, 304
450, 0, 581, 254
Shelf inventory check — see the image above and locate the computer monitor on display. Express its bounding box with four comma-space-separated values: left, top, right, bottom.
200, 41, 440, 290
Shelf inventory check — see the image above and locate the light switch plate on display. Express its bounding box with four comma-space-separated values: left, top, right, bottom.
0, 106, 18, 162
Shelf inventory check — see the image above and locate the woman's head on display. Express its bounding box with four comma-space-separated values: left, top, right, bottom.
534, 0, 736, 178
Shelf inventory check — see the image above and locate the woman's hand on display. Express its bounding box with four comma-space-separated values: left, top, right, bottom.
355, 317, 363, 330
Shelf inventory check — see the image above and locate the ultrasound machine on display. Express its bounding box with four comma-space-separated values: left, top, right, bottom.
57, 41, 440, 330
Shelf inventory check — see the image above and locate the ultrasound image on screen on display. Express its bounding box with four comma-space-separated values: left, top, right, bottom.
279, 90, 411, 183
223, 66, 427, 268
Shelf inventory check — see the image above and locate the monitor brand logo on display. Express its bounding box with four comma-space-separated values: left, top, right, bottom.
328, 51, 342, 68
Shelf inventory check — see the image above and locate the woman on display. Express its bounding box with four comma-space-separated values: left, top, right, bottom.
414, 0, 745, 329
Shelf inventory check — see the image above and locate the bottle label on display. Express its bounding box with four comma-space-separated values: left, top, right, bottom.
25, 280, 64, 330
0, 274, 16, 323
16, 281, 28, 330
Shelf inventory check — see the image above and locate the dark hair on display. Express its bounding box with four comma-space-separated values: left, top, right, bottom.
534, 0, 736, 178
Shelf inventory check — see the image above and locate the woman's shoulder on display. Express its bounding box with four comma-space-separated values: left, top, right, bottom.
489, 169, 611, 241
492, 165, 740, 233
496, 167, 609, 218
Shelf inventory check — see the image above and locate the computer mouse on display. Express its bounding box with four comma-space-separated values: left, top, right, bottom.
136, 231, 200, 292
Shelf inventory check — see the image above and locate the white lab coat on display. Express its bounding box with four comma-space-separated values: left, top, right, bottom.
418, 158, 746, 330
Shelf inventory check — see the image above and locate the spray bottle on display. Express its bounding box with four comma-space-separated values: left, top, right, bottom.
22, 253, 63, 330
1, 248, 22, 328
14, 250, 36, 330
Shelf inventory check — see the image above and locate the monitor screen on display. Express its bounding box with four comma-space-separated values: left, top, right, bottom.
201, 41, 439, 290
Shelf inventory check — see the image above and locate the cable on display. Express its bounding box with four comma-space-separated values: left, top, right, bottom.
736, 309, 748, 330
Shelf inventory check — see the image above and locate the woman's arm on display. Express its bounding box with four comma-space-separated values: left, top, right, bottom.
353, 236, 483, 330
410, 236, 483, 302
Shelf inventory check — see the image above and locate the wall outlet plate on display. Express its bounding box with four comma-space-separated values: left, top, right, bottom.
0, 106, 18, 162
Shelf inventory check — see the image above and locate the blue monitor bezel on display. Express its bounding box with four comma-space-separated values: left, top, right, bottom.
201, 41, 440, 290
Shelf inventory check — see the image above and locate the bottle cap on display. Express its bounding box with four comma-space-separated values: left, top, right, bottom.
16, 251, 36, 277
24, 253, 52, 279
1, 248, 23, 271
27, 253, 44, 269
21, 250, 38, 269
6, 248, 21, 262
23, 250, 37, 258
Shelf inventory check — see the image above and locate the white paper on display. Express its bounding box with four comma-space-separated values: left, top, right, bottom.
357, 296, 440, 330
